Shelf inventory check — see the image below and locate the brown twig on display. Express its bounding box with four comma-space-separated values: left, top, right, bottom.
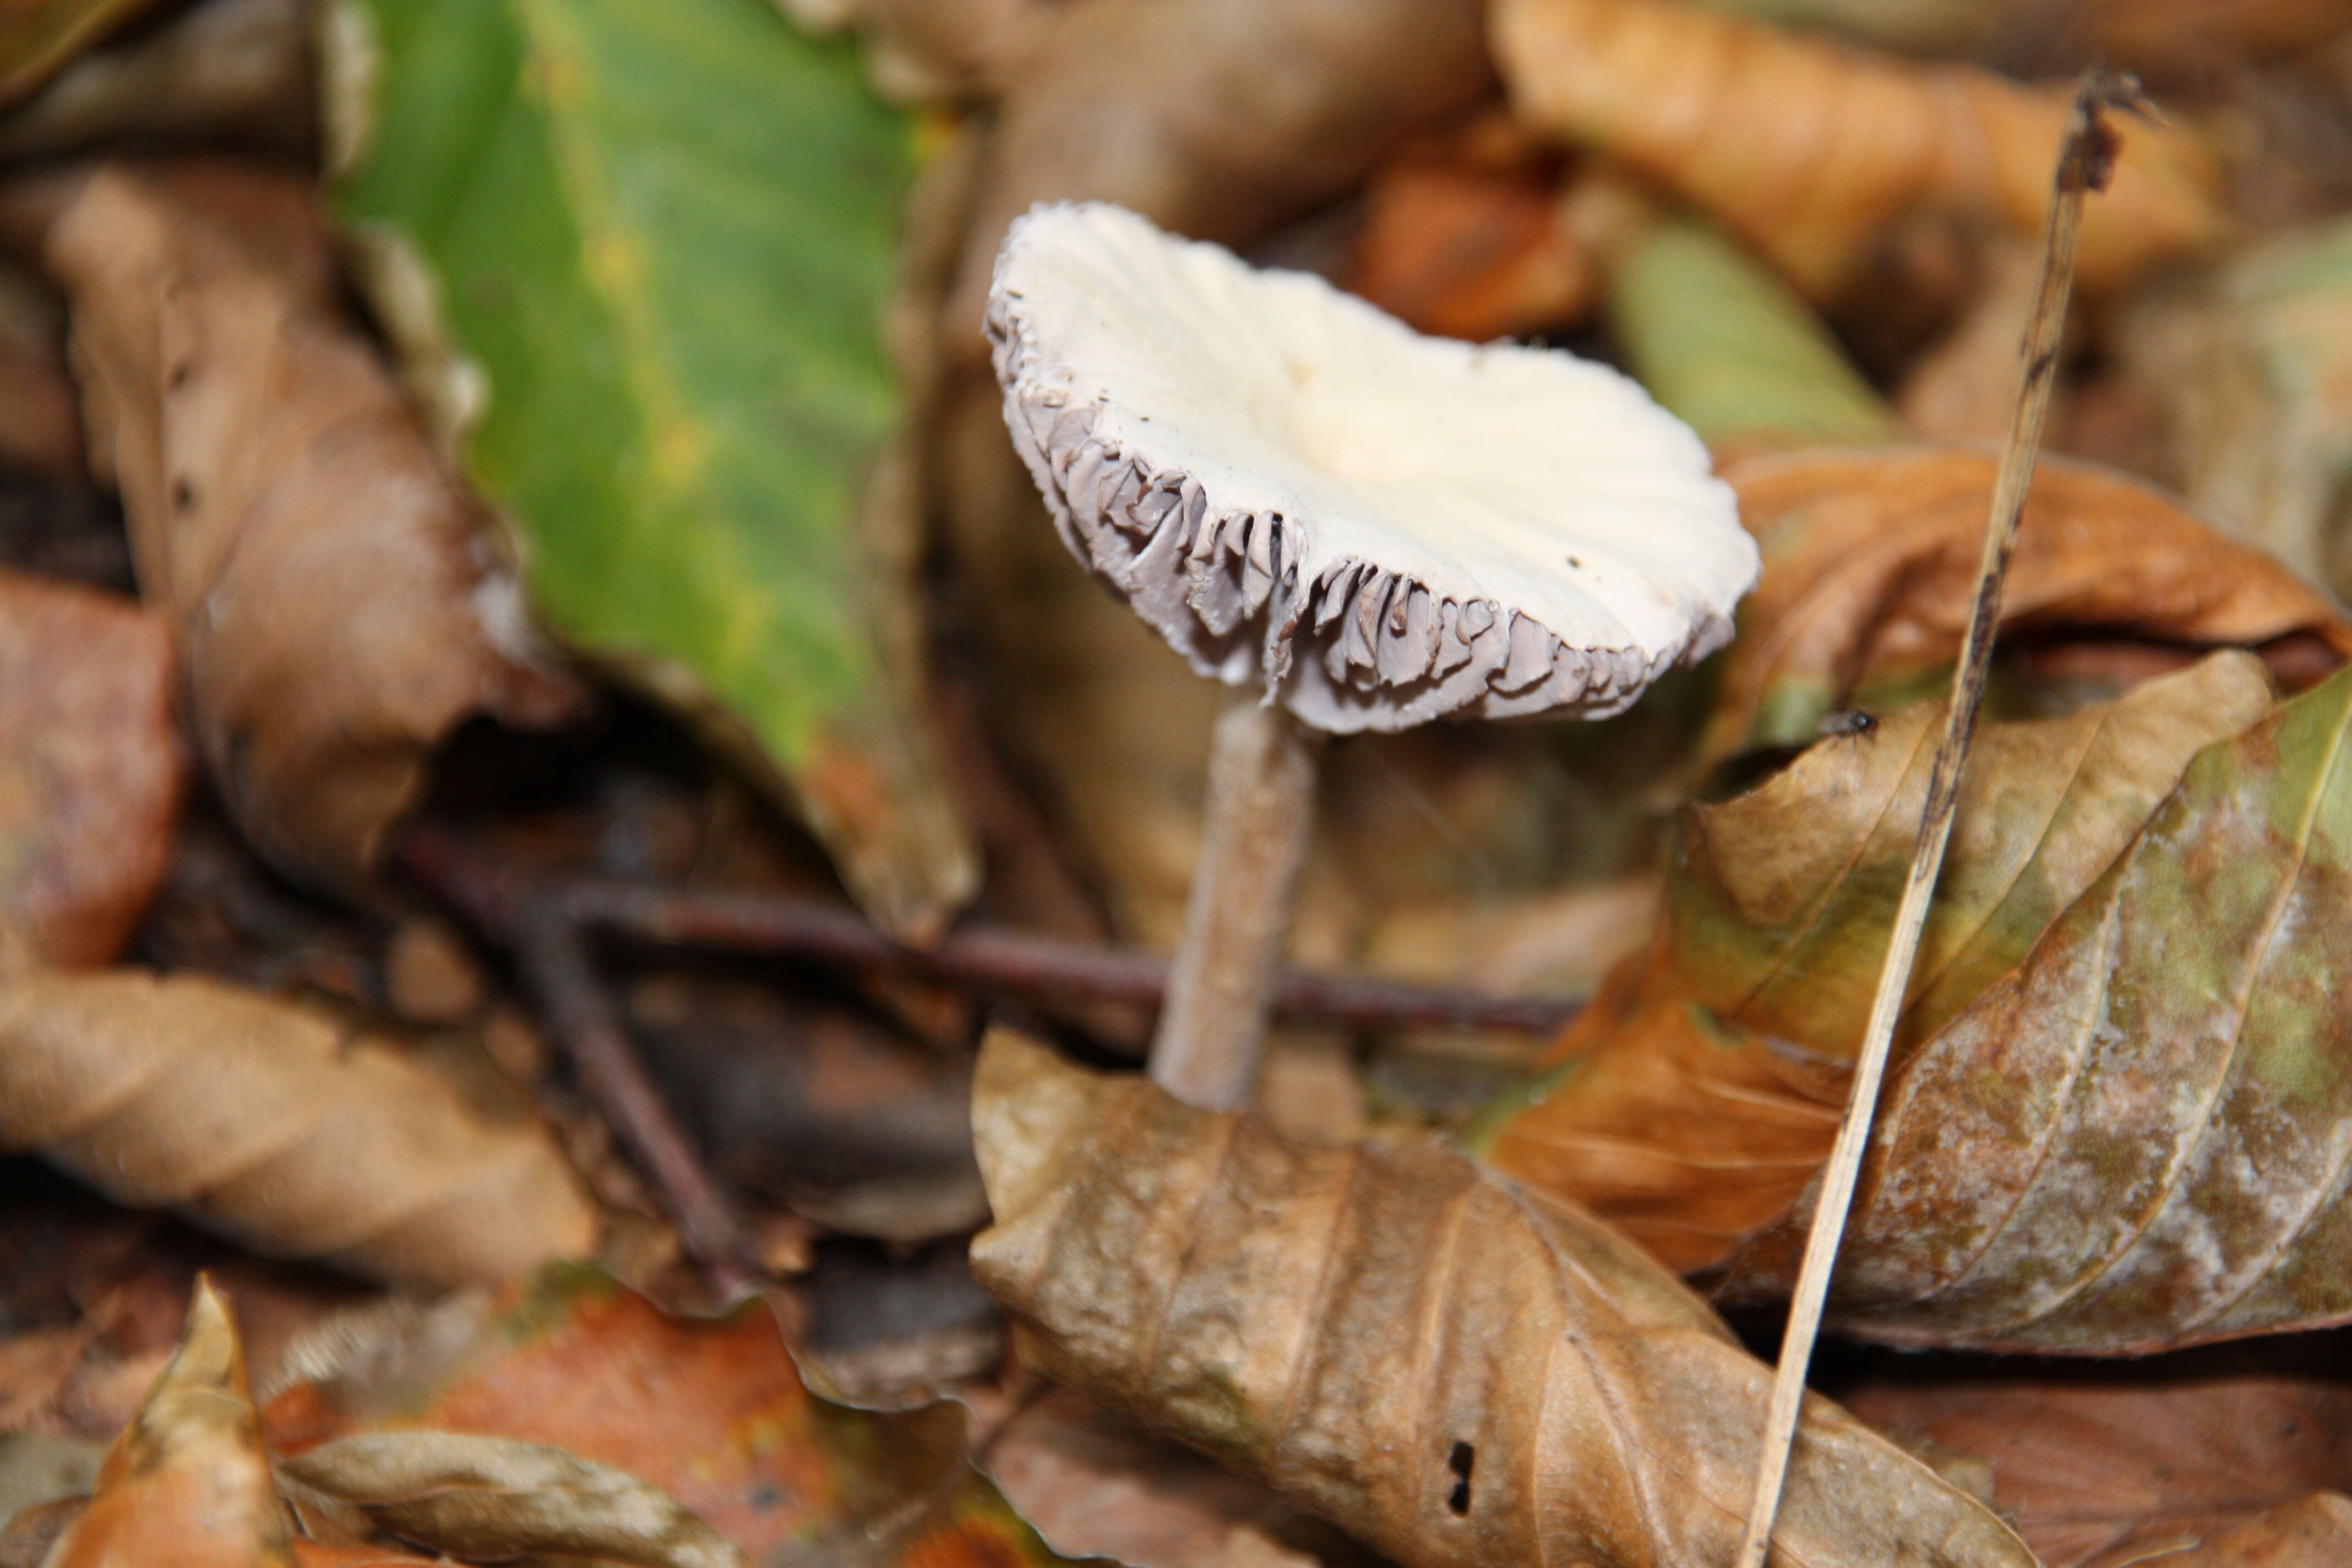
407, 832, 756, 1299
1734, 70, 2137, 1568
401, 826, 1583, 1040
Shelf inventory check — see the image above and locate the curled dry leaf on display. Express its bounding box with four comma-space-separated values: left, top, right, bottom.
261, 1266, 1076, 1567
1710, 447, 2352, 759
1491, 0, 2225, 300
0, 968, 596, 1288
43, 160, 579, 889
43, 1277, 293, 1568
1840, 1355, 2352, 1567
0, 570, 182, 967
969, 1030, 2036, 1568
941, 0, 1494, 355
279, 1432, 747, 1568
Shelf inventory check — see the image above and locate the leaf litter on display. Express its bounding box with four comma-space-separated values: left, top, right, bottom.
10, 1, 2352, 1566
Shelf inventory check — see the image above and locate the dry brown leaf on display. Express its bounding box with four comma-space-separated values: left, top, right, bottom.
969, 1029, 2037, 1568
42, 1277, 293, 1568
42, 160, 578, 889
1897, 240, 2046, 446
982, 1387, 1377, 1568
0, 968, 596, 1288
278, 1432, 748, 1568
1347, 119, 1594, 342
1841, 1356, 2352, 1568
260, 1267, 1074, 1567
0, 0, 160, 110
2143, 1494, 2352, 1568
1680, 653, 2277, 1061
0, 0, 311, 166
1494, 650, 2352, 1352
1714, 658, 2352, 1352
0, 569, 182, 967
1492, 0, 2225, 300
1710, 447, 2352, 759
940, 0, 1493, 357
1475, 966, 1846, 1276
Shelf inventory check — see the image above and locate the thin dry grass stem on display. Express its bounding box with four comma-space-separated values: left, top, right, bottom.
1734, 69, 2142, 1568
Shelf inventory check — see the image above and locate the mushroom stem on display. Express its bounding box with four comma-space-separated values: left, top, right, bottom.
1151, 698, 1321, 1109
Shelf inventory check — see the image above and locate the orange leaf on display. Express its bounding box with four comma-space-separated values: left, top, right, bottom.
1349, 133, 1594, 342
43, 1277, 292, 1568
262, 1267, 1075, 1567
0, 569, 181, 966
1711, 448, 2352, 760
1493, 0, 2225, 299
1841, 1357, 2352, 1567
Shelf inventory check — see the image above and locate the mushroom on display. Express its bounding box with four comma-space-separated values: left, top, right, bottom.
986, 201, 1756, 1109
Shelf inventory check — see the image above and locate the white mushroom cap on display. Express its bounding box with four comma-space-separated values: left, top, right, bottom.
986, 202, 1758, 732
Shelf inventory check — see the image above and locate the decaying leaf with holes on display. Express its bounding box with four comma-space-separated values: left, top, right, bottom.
40, 160, 579, 890
0, 968, 595, 1288
969, 1030, 2035, 1568
1711, 448, 2352, 760
1481, 652, 2275, 1272
1493, 0, 2225, 301
40, 1278, 292, 1568
0, 569, 183, 967
261, 1265, 1079, 1567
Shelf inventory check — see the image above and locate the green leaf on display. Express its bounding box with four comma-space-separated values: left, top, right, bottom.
331, 0, 973, 933
1607, 217, 1904, 454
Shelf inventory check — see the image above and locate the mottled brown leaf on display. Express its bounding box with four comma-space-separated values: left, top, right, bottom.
1484, 654, 2273, 1271
0, 569, 181, 967
43, 160, 578, 888
43, 1277, 292, 1568
1712, 448, 2352, 760
1841, 1355, 2352, 1568
1680, 652, 2277, 1059
970, 1030, 2035, 1568
1493, 0, 2224, 300
1717, 660, 2352, 1352
0, 968, 596, 1287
